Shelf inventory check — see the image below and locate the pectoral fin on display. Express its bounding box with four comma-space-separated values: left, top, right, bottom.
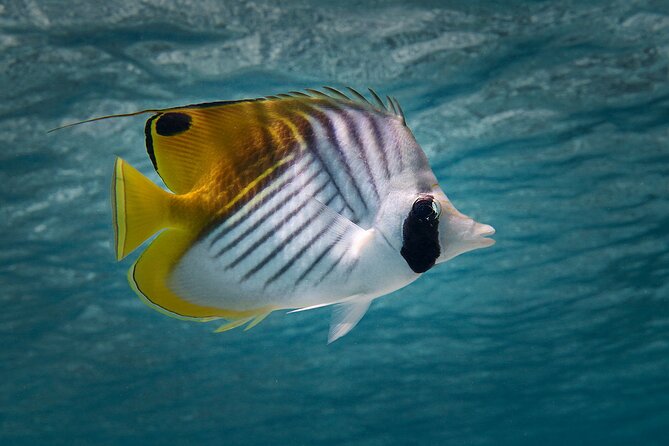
328, 299, 372, 344
308, 196, 374, 262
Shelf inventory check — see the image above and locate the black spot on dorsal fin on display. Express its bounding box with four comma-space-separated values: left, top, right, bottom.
155, 112, 192, 136
144, 111, 193, 172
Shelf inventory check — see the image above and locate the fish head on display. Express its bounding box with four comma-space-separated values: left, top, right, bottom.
432, 189, 495, 263
377, 178, 494, 274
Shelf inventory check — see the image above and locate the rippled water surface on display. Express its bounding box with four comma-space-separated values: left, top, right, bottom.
2, 0, 669, 444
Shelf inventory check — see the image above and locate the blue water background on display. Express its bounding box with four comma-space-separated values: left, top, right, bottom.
2, 0, 668, 444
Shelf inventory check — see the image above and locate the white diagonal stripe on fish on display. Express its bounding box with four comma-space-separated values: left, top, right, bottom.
213, 160, 330, 265
326, 108, 381, 205
208, 152, 313, 249
232, 182, 336, 279
303, 106, 370, 219
211, 156, 322, 258
207, 153, 315, 250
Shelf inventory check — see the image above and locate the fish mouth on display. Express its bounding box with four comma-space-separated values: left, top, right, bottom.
436, 216, 495, 263
471, 223, 496, 247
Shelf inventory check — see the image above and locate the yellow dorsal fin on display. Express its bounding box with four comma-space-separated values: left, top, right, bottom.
144, 97, 312, 195
141, 88, 403, 195
53, 88, 403, 201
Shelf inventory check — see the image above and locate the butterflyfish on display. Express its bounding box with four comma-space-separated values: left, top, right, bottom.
93, 87, 495, 342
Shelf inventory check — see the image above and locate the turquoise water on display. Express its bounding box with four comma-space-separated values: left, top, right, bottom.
2, 0, 669, 444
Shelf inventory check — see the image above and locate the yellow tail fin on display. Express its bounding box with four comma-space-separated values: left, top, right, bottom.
112, 157, 173, 260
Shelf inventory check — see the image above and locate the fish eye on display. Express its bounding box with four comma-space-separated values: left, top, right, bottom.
411, 196, 441, 222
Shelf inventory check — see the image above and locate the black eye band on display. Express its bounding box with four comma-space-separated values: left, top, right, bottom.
401, 195, 441, 273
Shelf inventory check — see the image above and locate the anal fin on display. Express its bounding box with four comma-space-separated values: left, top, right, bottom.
131, 229, 256, 321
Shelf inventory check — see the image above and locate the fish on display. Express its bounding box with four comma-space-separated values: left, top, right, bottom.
96, 87, 495, 343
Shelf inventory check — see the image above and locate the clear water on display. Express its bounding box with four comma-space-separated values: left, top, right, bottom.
2, 0, 669, 444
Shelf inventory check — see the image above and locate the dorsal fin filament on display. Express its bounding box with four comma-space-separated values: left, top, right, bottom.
47, 108, 162, 133
48, 87, 407, 134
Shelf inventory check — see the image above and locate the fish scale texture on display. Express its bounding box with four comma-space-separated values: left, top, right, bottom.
1, 0, 669, 445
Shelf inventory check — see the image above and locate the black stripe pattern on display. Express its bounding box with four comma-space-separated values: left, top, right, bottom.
199, 100, 407, 296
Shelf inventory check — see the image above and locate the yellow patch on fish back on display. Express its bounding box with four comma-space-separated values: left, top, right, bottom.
145, 99, 308, 194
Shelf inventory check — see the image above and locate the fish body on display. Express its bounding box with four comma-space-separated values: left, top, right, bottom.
110, 88, 495, 342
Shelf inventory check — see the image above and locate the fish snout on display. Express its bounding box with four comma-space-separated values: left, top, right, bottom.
468, 221, 496, 248
436, 206, 496, 262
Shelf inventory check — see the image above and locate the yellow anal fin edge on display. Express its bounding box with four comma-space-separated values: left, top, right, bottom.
130, 229, 260, 321
214, 318, 253, 333
243, 312, 271, 331
214, 311, 272, 333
